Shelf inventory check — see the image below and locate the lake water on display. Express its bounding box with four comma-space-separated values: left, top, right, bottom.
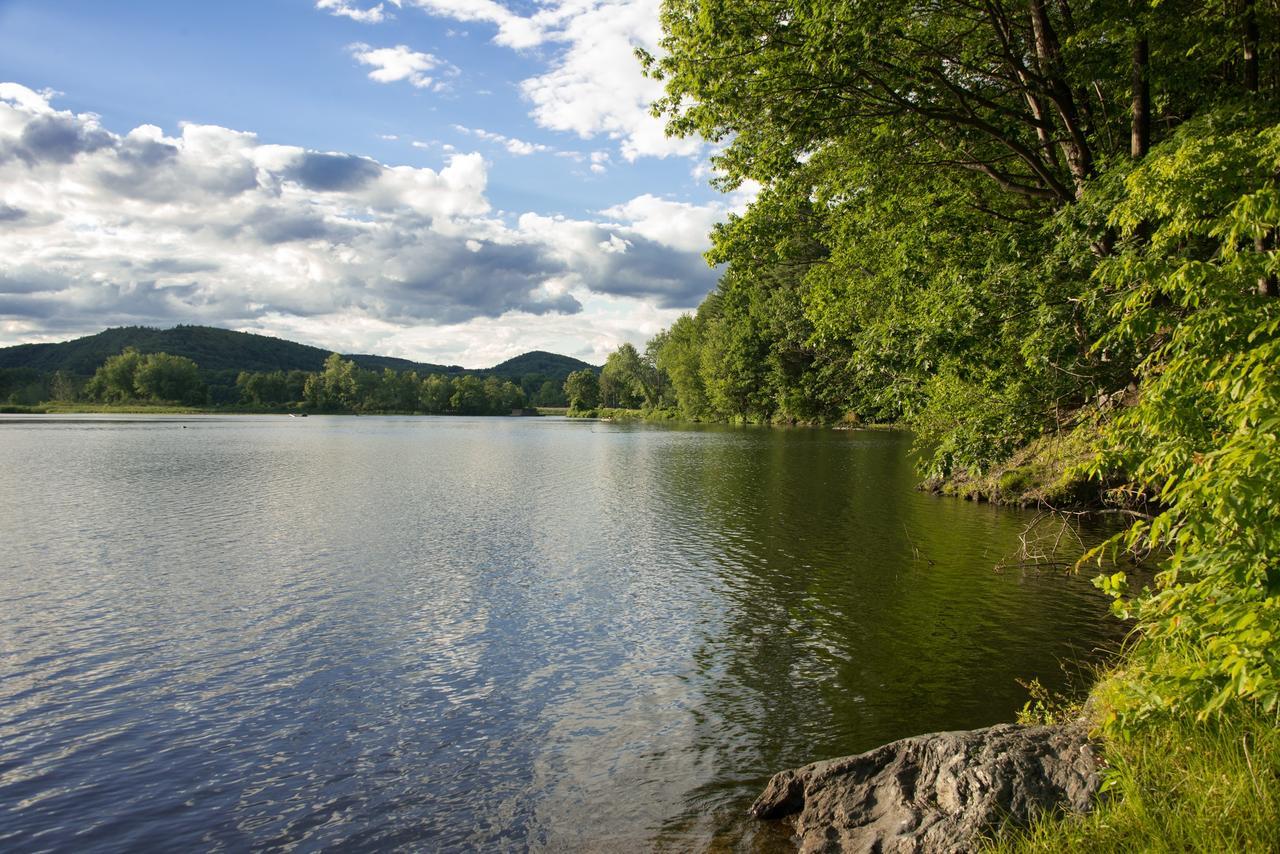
0, 415, 1123, 852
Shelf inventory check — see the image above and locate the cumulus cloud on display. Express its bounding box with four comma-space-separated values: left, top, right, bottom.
403, 0, 547, 49
0, 84, 724, 355
349, 43, 446, 89
317, 0, 394, 24
599, 185, 760, 254
518, 1, 699, 161
398, 0, 698, 161
452, 125, 550, 157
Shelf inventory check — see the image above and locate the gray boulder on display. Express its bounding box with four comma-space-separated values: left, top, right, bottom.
750, 723, 1101, 853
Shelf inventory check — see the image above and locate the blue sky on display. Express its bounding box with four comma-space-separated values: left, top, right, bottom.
0, 0, 749, 366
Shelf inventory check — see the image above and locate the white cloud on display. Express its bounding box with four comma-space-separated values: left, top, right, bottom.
403, 0, 549, 49
599, 186, 758, 254
241, 289, 683, 368
0, 83, 57, 116
398, 0, 699, 161
349, 43, 445, 89
0, 84, 722, 360
320, 1, 703, 162
518, 1, 699, 161
317, 0, 392, 24
453, 125, 550, 157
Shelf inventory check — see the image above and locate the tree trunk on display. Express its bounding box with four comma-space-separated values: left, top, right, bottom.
1131, 35, 1150, 159
1259, 234, 1278, 297
1243, 0, 1260, 93
1029, 0, 1093, 193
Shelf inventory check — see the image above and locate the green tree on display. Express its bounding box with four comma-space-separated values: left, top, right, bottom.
134, 352, 205, 404
653, 314, 708, 420
563, 369, 600, 412
304, 353, 359, 410
420, 374, 454, 413
1083, 106, 1280, 724
600, 344, 645, 408
237, 370, 290, 406
535, 379, 564, 406
641, 0, 1280, 731
498, 379, 526, 411
49, 370, 78, 403
85, 347, 145, 402
482, 375, 507, 414
450, 375, 488, 414
368, 368, 420, 412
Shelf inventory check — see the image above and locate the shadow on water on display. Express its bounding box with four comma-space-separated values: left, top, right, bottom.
624, 424, 1126, 850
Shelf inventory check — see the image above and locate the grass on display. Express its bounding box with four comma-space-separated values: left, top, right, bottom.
564, 406, 655, 420
989, 699, 1280, 853
37, 402, 223, 414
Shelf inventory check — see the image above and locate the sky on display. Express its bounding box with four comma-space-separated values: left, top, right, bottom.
0, 0, 751, 367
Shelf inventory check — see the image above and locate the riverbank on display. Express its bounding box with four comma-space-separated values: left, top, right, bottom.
922, 423, 1104, 509
4, 403, 552, 417
567, 406, 1112, 511
990, 697, 1279, 851
750, 685, 1280, 852
4, 403, 227, 415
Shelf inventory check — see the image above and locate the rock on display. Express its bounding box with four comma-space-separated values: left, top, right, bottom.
750, 723, 1101, 853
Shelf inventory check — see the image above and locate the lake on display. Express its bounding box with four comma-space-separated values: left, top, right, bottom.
0, 415, 1123, 851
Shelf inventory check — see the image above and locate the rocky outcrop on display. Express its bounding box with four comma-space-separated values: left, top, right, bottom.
750, 723, 1101, 853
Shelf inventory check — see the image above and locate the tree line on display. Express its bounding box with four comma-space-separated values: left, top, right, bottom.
40, 348, 575, 414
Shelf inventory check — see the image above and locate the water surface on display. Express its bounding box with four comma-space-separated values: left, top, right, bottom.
0, 415, 1122, 851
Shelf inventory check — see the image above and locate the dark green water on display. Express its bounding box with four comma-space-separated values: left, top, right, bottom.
0, 415, 1123, 851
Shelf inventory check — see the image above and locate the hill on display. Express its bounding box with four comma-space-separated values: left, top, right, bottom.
0, 326, 596, 380
488, 350, 598, 381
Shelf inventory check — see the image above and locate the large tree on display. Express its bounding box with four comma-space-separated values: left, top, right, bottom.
563, 369, 600, 412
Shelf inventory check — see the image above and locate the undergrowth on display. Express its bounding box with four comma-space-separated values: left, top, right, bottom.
990, 702, 1280, 853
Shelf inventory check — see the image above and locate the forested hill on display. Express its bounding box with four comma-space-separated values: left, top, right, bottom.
489, 350, 597, 380
0, 326, 594, 380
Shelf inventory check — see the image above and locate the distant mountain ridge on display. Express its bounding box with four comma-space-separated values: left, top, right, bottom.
0, 325, 598, 380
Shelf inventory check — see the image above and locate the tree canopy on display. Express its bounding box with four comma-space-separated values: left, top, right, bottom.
626, 0, 1280, 724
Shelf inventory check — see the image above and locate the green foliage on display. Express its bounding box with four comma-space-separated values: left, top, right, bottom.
563, 369, 600, 412
653, 313, 709, 420
0, 326, 595, 408
990, 704, 1280, 853
600, 343, 647, 408
450, 375, 489, 414
236, 370, 305, 406
637, 0, 1280, 746
599, 341, 671, 410
0, 325, 460, 376
534, 379, 564, 407
85, 348, 144, 402
48, 371, 78, 403
487, 350, 598, 383
85, 348, 206, 405
1014, 678, 1080, 727
10, 328, 583, 416
133, 352, 206, 405
420, 374, 454, 414
304, 353, 358, 410
0, 367, 52, 406
1081, 106, 1280, 724
227, 354, 524, 415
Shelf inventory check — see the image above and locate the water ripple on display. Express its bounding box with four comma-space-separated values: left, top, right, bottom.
0, 415, 1124, 851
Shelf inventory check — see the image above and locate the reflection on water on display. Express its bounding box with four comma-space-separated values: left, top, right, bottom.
0, 415, 1123, 851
